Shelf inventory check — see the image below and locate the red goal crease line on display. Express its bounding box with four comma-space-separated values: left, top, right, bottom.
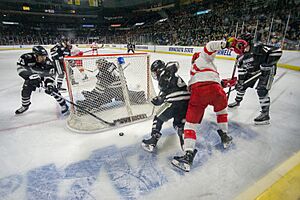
65, 53, 149, 59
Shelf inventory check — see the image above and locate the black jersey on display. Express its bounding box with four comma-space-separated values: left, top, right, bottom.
158, 64, 190, 103
17, 53, 55, 80
50, 43, 71, 60
127, 44, 135, 50
237, 43, 282, 81
95, 62, 121, 89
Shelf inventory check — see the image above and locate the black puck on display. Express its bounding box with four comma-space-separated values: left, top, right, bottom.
119, 132, 124, 136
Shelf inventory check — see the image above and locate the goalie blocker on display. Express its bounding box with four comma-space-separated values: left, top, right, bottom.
63, 53, 157, 133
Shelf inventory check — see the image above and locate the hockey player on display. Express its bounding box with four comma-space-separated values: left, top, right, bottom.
228, 33, 282, 125
15, 46, 69, 115
141, 60, 190, 152
127, 42, 135, 53
50, 37, 72, 91
171, 38, 244, 172
77, 58, 146, 112
68, 44, 88, 85
91, 42, 99, 55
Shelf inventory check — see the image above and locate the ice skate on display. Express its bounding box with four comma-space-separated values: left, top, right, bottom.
61, 104, 69, 115
171, 149, 198, 172
82, 74, 89, 81
228, 101, 240, 108
71, 79, 79, 86
217, 130, 232, 149
15, 105, 30, 115
142, 131, 161, 152
254, 112, 270, 125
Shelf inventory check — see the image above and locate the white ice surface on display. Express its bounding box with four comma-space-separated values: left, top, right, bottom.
0, 48, 300, 200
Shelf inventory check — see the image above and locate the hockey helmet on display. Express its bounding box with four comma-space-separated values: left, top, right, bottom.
151, 60, 165, 80
239, 33, 254, 45
32, 46, 48, 56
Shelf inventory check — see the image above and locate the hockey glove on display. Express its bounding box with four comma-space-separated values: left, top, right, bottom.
45, 84, 55, 95
191, 52, 200, 64
221, 77, 237, 88
151, 96, 164, 106
28, 74, 42, 88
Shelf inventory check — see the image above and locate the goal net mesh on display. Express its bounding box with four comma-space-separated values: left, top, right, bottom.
64, 53, 156, 133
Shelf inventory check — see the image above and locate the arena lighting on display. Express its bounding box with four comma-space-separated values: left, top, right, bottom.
22, 5, 30, 11
2, 21, 19, 25
195, 9, 211, 15
111, 24, 121, 27
158, 18, 168, 22
134, 22, 144, 26
82, 24, 94, 28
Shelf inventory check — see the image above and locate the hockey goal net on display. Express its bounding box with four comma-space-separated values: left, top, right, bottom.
64, 53, 156, 133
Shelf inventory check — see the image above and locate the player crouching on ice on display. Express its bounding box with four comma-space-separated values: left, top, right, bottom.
142, 60, 190, 152
15, 46, 69, 115
171, 38, 245, 172
228, 33, 282, 125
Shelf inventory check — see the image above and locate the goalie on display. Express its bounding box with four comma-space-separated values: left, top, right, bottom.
77, 58, 146, 112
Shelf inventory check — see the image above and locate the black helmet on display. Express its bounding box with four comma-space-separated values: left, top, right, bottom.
32, 46, 48, 56
151, 60, 165, 72
151, 60, 165, 80
239, 33, 254, 44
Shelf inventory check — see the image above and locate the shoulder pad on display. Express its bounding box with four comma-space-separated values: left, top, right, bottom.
22, 53, 33, 59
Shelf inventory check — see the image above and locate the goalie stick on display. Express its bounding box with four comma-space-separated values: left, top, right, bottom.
226, 72, 262, 94
43, 87, 116, 126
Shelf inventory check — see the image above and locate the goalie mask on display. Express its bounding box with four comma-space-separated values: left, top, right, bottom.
151, 60, 165, 80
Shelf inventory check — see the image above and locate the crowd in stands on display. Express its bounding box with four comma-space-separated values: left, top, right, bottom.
0, 0, 299, 50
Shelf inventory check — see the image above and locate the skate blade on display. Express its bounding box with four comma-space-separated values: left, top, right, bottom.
171, 159, 190, 172
254, 120, 270, 125
141, 143, 155, 152
223, 141, 232, 149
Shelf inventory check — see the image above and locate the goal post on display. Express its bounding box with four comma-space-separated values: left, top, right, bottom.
63, 53, 157, 133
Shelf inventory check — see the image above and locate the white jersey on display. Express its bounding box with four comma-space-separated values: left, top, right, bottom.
91, 42, 98, 50
189, 40, 227, 86
71, 45, 82, 56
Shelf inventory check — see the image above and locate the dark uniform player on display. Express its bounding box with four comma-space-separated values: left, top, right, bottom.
228, 33, 282, 124
127, 43, 135, 53
50, 38, 72, 91
142, 60, 190, 152
15, 46, 69, 115
77, 58, 146, 113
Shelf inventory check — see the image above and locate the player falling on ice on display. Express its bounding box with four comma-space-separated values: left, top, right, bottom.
142, 60, 190, 152
15, 46, 69, 115
228, 33, 282, 125
171, 38, 245, 172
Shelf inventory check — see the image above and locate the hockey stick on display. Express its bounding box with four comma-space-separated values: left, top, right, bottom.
227, 58, 238, 100
43, 87, 116, 126
226, 72, 262, 94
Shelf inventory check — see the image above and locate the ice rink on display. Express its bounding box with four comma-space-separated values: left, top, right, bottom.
0, 48, 300, 200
